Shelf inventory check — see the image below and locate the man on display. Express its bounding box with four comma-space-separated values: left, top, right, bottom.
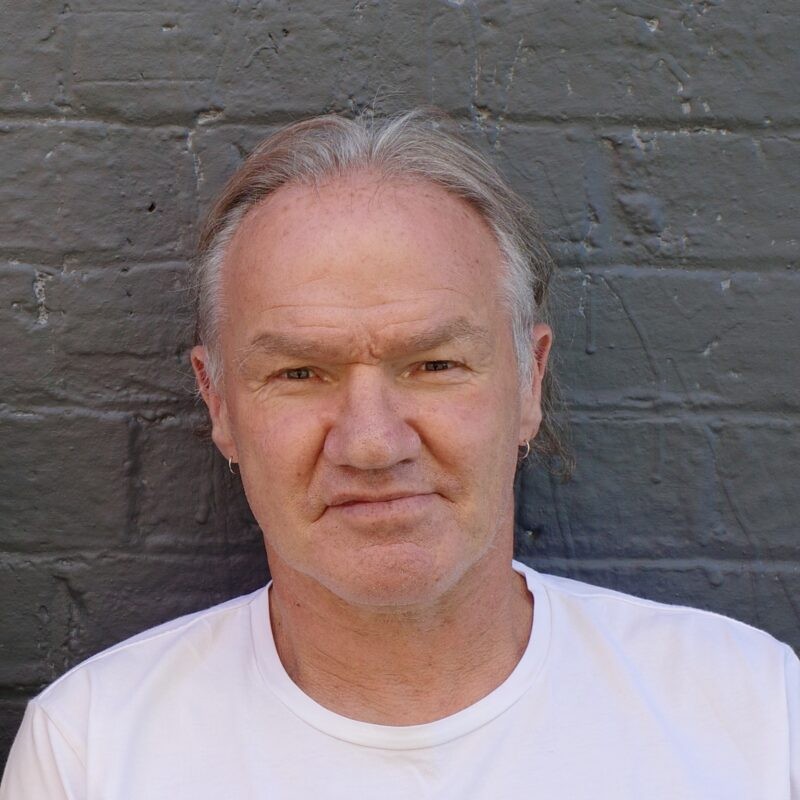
2, 110, 798, 798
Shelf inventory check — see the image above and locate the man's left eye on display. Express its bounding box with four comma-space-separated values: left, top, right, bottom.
421, 360, 455, 372
283, 367, 313, 379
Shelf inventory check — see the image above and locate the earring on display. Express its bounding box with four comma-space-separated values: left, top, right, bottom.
519, 440, 531, 460
228, 456, 237, 475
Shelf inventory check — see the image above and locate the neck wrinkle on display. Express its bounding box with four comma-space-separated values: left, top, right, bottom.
267, 555, 533, 726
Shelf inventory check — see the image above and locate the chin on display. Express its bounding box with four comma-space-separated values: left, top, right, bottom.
316, 541, 470, 610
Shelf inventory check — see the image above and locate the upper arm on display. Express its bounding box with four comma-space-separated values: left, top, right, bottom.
0, 701, 85, 800
786, 646, 800, 799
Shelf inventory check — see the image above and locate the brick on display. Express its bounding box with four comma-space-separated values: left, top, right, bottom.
71, 0, 219, 9
518, 417, 800, 563
134, 416, 263, 554
0, 262, 194, 407
0, 411, 129, 553
605, 130, 800, 266
710, 421, 800, 561
0, 560, 84, 686
67, 3, 432, 122
0, 2, 69, 114
517, 418, 726, 562
200, 3, 433, 122
0, 123, 196, 262
553, 268, 800, 412
63, 1, 800, 126
428, 0, 800, 126
67, 5, 233, 122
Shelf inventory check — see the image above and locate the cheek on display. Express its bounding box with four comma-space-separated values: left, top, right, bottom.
419, 387, 520, 499
232, 400, 325, 499
426, 385, 518, 452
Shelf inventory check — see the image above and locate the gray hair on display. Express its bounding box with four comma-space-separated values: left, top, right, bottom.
192, 108, 571, 475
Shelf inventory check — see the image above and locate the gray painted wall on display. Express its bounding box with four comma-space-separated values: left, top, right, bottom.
2, 0, 799, 766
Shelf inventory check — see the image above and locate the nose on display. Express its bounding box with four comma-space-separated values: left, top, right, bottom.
323, 367, 421, 470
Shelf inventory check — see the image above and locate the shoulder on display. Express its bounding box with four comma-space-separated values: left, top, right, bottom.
4, 589, 268, 793
518, 562, 795, 680
35, 587, 267, 717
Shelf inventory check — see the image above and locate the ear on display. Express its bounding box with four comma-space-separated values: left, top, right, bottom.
191, 345, 238, 462
518, 323, 552, 444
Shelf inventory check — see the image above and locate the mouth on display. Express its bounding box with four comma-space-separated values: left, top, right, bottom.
326, 492, 438, 520
330, 491, 431, 506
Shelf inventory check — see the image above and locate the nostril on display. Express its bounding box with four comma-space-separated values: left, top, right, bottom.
323, 416, 421, 471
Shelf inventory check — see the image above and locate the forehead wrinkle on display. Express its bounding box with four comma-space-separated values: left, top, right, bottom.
236, 317, 493, 372
397, 317, 492, 353
235, 329, 342, 374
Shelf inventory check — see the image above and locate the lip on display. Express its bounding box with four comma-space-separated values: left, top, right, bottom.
329, 491, 433, 507
325, 492, 437, 519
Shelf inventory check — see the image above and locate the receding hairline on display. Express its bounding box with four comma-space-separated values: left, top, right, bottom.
222, 167, 501, 271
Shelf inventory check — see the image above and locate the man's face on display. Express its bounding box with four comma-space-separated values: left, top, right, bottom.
193, 173, 549, 609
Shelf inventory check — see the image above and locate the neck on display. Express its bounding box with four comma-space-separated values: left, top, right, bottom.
266, 552, 532, 725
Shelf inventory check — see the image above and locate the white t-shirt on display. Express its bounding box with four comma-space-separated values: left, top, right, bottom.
2, 561, 798, 799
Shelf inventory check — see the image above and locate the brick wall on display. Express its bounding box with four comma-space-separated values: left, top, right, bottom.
2, 0, 799, 765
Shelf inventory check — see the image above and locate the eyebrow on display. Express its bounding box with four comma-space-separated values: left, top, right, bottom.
236, 317, 492, 371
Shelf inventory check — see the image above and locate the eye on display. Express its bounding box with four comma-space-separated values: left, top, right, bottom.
421, 360, 455, 372
282, 367, 314, 380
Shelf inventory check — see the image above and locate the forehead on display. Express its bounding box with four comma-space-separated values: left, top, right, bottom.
220, 172, 508, 343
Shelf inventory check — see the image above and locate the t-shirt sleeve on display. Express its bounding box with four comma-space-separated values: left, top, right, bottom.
0, 700, 86, 800
787, 646, 800, 799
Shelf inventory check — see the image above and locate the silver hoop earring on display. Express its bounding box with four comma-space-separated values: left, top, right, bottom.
228, 457, 237, 475
519, 440, 531, 460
